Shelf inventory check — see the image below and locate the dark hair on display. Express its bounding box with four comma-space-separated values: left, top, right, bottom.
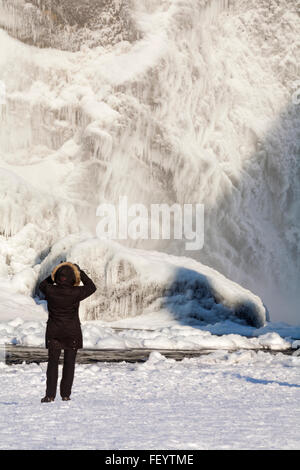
55, 265, 76, 286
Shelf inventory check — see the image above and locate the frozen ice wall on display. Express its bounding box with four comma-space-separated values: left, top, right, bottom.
0, 0, 299, 323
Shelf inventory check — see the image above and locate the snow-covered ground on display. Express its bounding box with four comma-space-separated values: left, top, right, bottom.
1, 350, 300, 450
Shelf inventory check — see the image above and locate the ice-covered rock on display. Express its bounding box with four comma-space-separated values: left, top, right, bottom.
37, 235, 267, 327
0, 0, 137, 51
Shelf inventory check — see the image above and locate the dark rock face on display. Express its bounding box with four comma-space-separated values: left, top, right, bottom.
0, 0, 138, 51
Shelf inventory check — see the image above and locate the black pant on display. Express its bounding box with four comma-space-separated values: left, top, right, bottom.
46, 348, 77, 398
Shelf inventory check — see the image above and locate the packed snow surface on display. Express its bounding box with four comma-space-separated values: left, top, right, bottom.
1, 350, 300, 450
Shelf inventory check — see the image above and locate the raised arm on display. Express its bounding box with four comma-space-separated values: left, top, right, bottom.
39, 275, 54, 296
77, 269, 97, 301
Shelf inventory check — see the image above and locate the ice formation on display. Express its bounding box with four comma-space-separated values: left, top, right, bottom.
36, 235, 267, 326
0, 0, 299, 325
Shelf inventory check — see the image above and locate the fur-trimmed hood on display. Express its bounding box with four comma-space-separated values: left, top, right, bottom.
51, 262, 81, 286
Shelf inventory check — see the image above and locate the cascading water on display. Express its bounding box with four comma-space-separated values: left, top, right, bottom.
0, 0, 299, 324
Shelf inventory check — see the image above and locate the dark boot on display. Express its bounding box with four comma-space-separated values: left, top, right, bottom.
62, 396, 71, 401
41, 396, 55, 403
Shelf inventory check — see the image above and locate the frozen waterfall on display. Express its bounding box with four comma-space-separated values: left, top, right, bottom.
0, 0, 299, 324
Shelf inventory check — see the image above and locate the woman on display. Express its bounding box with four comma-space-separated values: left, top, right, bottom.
39, 262, 97, 402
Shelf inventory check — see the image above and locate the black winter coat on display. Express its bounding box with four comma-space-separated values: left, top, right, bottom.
39, 262, 97, 350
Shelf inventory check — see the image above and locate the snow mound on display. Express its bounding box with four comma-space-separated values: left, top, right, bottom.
36, 235, 267, 327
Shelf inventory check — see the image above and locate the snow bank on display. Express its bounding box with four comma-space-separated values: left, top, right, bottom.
0, 315, 297, 351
